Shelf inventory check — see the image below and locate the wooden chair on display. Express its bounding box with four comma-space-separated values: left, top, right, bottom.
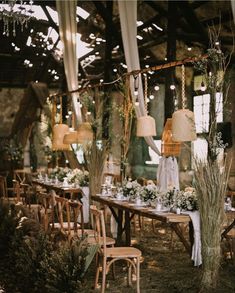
50, 195, 94, 241
37, 192, 53, 231
0, 175, 8, 198
90, 206, 142, 293
221, 211, 235, 264
20, 183, 40, 221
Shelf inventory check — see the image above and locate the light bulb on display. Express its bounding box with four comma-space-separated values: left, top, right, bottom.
170, 85, 175, 90
134, 90, 138, 96
146, 98, 150, 103
154, 85, 160, 91
149, 94, 154, 100
200, 81, 206, 92
135, 101, 139, 106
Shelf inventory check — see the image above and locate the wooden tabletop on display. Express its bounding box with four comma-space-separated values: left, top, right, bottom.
91, 195, 191, 224
32, 179, 83, 195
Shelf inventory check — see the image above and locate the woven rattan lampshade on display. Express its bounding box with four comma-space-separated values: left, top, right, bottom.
77, 122, 93, 143
161, 118, 181, 156
172, 109, 197, 142
52, 124, 71, 150
63, 130, 78, 144
136, 115, 156, 137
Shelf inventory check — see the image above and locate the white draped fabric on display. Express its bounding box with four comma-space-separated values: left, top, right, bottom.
81, 186, 90, 223
232, 0, 235, 23
118, 0, 161, 156
157, 156, 179, 192
183, 210, 202, 267
56, 0, 82, 127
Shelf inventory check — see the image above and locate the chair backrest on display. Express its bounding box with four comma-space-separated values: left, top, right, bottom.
14, 170, 27, 184
37, 192, 52, 231
90, 206, 107, 253
0, 175, 7, 197
12, 179, 23, 202
52, 195, 69, 232
67, 200, 84, 237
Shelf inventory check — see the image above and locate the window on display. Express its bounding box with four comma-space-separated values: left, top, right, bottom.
193, 92, 223, 133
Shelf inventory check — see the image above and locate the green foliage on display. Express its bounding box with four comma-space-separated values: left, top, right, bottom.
42, 238, 91, 293
0, 201, 19, 256
0, 201, 97, 293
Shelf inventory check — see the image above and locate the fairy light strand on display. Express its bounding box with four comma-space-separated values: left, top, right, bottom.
49, 54, 208, 100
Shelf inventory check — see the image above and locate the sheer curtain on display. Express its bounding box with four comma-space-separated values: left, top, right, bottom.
56, 0, 82, 127
118, 0, 161, 156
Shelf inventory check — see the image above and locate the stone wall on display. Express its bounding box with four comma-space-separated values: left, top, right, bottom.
0, 88, 25, 137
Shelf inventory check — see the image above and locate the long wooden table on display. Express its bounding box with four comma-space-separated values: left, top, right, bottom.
32, 179, 84, 198
92, 194, 193, 254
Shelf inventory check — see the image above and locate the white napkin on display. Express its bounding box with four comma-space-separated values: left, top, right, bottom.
110, 213, 118, 238
183, 210, 202, 266
81, 187, 89, 223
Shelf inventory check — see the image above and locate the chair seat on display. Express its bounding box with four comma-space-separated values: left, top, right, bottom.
87, 236, 115, 246
50, 222, 81, 230
105, 247, 141, 258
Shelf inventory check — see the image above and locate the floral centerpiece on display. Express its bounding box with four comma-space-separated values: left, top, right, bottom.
122, 179, 141, 200
174, 187, 198, 211
48, 168, 89, 187
140, 184, 159, 203
48, 167, 69, 182
161, 187, 177, 209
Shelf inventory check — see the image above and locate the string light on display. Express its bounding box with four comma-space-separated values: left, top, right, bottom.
200, 81, 206, 91
154, 85, 160, 91
170, 84, 175, 90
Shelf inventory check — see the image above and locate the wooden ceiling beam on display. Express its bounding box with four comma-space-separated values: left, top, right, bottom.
202, 11, 233, 26
190, 1, 209, 10
177, 0, 209, 44
92, 0, 121, 45
144, 1, 168, 17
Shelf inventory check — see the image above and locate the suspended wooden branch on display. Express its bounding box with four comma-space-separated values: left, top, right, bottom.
49, 54, 208, 100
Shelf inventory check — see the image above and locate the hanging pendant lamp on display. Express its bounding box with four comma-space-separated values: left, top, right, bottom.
172, 65, 197, 142
77, 122, 94, 143
52, 96, 71, 150
52, 124, 71, 150
63, 113, 78, 144
136, 74, 156, 137
63, 129, 78, 144
137, 115, 156, 137
161, 118, 181, 156
172, 109, 197, 141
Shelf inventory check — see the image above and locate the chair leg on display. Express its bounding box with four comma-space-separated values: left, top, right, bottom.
94, 254, 100, 289
111, 262, 116, 280
101, 257, 107, 293
136, 257, 140, 293
127, 262, 132, 287
232, 238, 235, 266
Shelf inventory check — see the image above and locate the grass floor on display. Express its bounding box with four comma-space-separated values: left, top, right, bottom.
81, 219, 235, 293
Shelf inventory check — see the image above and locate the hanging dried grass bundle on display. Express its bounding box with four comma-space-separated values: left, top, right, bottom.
84, 140, 109, 197
194, 158, 231, 291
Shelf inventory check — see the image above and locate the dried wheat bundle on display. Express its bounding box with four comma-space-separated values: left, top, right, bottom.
85, 140, 109, 197
194, 158, 231, 291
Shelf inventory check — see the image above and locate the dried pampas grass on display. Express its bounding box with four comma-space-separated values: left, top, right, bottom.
194, 158, 231, 291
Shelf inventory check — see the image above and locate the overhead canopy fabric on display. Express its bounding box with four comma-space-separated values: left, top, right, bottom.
56, 0, 82, 127
118, 0, 161, 156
